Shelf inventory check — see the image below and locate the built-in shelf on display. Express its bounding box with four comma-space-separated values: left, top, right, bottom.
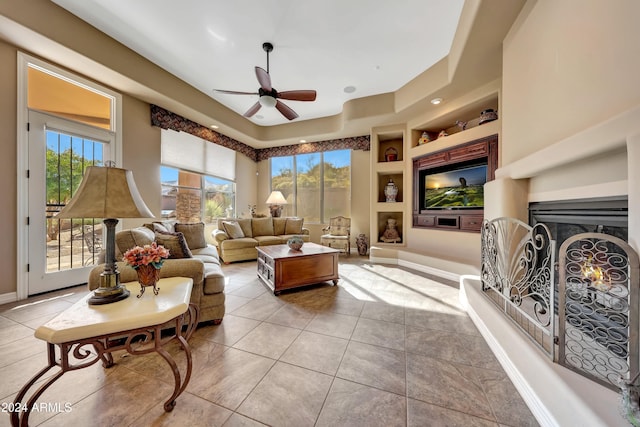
371, 124, 407, 248
411, 94, 499, 149
377, 173, 403, 203
376, 211, 404, 244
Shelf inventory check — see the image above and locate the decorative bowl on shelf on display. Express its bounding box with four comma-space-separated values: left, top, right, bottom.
479, 109, 498, 125
287, 236, 304, 251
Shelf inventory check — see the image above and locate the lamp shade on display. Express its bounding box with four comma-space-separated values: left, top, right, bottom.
57, 166, 154, 219
265, 191, 287, 205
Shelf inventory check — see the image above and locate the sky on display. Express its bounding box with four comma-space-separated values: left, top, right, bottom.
46, 130, 104, 163
425, 164, 487, 189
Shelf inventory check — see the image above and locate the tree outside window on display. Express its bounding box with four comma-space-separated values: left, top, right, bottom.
270, 149, 350, 223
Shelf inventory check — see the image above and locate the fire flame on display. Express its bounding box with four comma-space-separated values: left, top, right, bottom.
581, 256, 611, 291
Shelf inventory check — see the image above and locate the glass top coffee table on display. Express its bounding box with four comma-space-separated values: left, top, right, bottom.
256, 242, 340, 295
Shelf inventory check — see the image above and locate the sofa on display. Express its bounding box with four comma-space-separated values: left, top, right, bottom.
88, 221, 225, 324
213, 217, 310, 263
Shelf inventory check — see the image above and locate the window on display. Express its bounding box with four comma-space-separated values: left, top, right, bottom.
271, 150, 351, 222
161, 166, 235, 223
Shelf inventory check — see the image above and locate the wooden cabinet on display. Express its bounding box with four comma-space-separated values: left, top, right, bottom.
412, 134, 498, 233
412, 212, 483, 232
257, 244, 339, 295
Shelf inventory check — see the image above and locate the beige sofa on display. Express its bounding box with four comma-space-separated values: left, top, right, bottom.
213, 217, 310, 263
89, 223, 225, 324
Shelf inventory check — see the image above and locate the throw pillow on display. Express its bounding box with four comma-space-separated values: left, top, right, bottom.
252, 217, 274, 236
154, 231, 193, 259
175, 222, 207, 249
236, 218, 253, 237
273, 217, 287, 235
116, 227, 155, 255
222, 221, 245, 239
285, 218, 304, 234
151, 220, 177, 233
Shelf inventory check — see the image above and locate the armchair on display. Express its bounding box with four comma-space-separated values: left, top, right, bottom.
320, 216, 351, 255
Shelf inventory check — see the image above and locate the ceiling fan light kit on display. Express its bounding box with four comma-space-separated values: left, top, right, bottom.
258, 95, 277, 108
214, 42, 317, 121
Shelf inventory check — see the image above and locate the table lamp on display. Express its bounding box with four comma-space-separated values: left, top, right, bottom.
56, 164, 154, 305
265, 191, 287, 217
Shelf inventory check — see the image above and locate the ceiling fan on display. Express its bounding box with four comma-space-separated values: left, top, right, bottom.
214, 42, 317, 121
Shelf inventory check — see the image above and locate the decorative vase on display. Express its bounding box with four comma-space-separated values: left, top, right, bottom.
136, 264, 160, 298
384, 147, 398, 162
287, 235, 304, 251
479, 109, 498, 125
384, 178, 398, 203
356, 234, 368, 256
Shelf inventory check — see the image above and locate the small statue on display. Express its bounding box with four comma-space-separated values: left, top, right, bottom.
455, 120, 467, 131
248, 204, 257, 218
356, 234, 368, 256
438, 130, 448, 139
381, 218, 401, 243
418, 131, 430, 145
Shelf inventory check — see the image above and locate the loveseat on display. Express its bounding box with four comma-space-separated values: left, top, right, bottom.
88, 221, 225, 324
213, 217, 310, 263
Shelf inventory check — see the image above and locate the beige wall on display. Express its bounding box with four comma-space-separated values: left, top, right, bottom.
235, 154, 258, 219
0, 40, 18, 295
349, 149, 371, 244
502, 0, 640, 165
120, 94, 161, 229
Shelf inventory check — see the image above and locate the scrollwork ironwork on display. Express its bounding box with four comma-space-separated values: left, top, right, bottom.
558, 233, 639, 391
481, 218, 555, 357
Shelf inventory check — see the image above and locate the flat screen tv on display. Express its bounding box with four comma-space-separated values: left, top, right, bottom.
424, 163, 487, 209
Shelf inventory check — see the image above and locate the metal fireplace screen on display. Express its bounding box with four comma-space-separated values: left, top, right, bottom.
558, 233, 639, 390
481, 218, 639, 392
481, 218, 556, 358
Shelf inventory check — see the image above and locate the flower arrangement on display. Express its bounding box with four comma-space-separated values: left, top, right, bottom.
122, 242, 170, 269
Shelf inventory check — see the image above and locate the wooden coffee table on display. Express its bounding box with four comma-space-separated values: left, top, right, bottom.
257, 243, 340, 295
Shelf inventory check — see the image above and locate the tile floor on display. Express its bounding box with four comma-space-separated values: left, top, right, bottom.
0, 257, 539, 426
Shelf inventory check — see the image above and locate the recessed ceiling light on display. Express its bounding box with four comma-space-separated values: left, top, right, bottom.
344, 86, 356, 94
299, 139, 307, 143
210, 125, 218, 129
431, 98, 443, 105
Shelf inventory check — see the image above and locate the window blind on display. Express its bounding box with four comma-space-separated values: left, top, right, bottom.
161, 129, 235, 180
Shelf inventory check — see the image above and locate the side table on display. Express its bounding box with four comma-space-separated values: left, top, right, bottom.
11, 277, 198, 427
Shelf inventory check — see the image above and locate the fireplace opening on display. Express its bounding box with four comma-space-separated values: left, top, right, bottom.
529, 196, 628, 246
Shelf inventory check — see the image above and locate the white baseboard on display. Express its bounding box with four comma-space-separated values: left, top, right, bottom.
0, 292, 17, 305
398, 259, 460, 282
368, 256, 398, 265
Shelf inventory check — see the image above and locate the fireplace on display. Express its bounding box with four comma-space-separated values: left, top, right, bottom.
480, 215, 639, 393
529, 196, 628, 249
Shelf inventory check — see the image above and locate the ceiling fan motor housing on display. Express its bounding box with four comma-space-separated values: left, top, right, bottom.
215, 41, 316, 121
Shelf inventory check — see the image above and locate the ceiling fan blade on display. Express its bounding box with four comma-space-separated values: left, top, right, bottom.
255, 66, 272, 92
243, 102, 262, 118
275, 100, 299, 120
277, 90, 317, 102
214, 89, 259, 95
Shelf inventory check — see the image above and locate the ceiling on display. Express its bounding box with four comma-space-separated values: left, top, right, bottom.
51, 0, 464, 127
0, 1, 526, 148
